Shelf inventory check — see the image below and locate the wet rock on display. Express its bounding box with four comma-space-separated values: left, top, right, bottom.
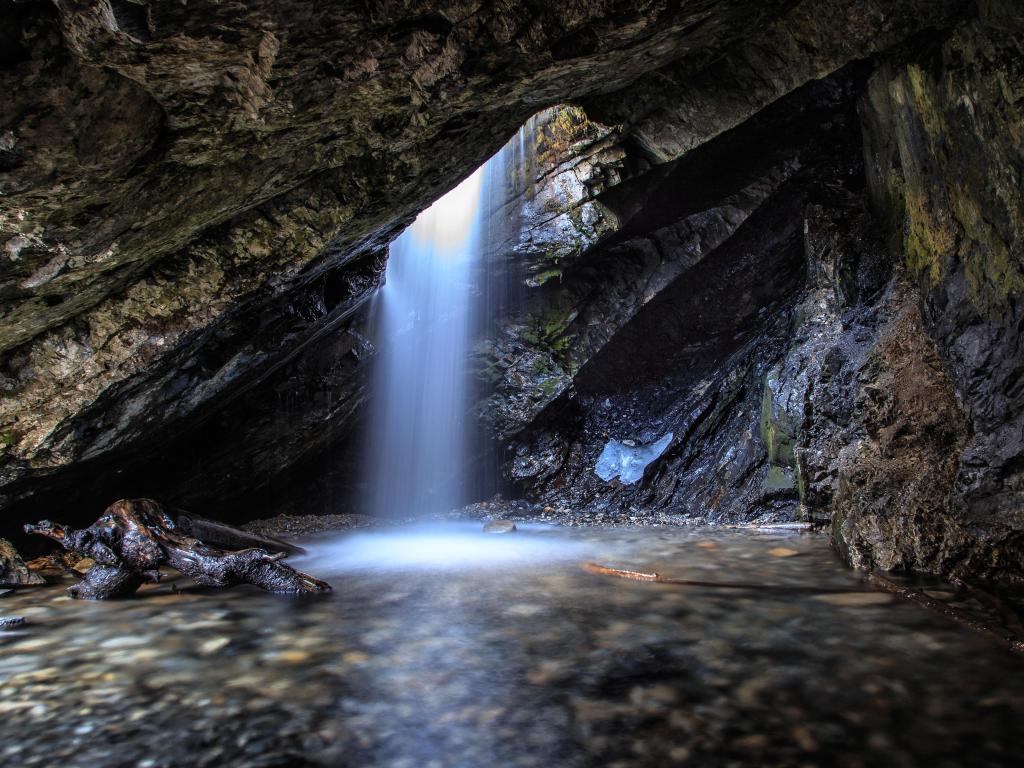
0, 615, 26, 628
829, 301, 972, 576
483, 520, 517, 534
858, 14, 1024, 584
0, 538, 44, 587
0, 0, 834, 525
0, 1, 968, 537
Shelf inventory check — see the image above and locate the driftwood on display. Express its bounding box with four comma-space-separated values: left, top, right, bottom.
25, 499, 330, 600
583, 562, 859, 594
171, 511, 305, 556
584, 562, 763, 589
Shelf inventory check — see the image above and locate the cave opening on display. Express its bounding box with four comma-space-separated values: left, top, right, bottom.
3, 2, 1024, 765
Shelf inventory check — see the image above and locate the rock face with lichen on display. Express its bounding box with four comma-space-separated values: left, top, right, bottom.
856, 5, 1024, 579
491, 4, 1024, 585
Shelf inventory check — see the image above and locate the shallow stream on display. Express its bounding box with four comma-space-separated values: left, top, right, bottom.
2, 524, 1022, 767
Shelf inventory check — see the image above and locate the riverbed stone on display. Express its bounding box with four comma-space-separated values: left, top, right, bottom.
483, 520, 517, 534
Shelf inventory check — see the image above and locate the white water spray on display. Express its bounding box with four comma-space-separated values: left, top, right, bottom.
366, 119, 539, 519
366, 168, 484, 518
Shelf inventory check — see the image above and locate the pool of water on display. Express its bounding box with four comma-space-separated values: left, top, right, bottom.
1, 524, 1022, 767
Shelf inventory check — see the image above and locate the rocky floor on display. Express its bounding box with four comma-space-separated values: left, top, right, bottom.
2, 523, 1023, 767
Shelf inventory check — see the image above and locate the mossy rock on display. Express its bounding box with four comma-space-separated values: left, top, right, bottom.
760, 364, 799, 468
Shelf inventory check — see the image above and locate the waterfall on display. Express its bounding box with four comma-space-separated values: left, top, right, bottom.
366, 118, 537, 518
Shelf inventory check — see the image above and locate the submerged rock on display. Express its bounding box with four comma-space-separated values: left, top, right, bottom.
483, 520, 517, 534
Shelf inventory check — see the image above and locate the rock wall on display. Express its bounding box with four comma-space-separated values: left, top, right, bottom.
493, 7, 1024, 584
2, 1, 1021, 586
2, 0, 803, 522
856, 5, 1024, 581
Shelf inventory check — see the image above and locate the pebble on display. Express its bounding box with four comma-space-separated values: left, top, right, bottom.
733, 733, 770, 750
272, 650, 310, 664
99, 635, 149, 649
199, 637, 231, 655
767, 547, 799, 558
504, 603, 545, 617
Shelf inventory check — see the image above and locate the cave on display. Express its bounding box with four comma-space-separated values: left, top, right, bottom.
2, 1, 1024, 765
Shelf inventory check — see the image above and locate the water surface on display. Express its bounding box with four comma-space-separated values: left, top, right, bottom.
2, 525, 1022, 767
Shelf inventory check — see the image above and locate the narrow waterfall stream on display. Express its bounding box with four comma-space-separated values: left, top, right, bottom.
366, 166, 484, 519
366, 120, 537, 519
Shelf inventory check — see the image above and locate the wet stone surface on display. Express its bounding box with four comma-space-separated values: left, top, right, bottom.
1, 525, 1023, 767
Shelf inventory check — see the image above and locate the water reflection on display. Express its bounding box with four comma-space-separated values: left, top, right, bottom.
2, 526, 1023, 767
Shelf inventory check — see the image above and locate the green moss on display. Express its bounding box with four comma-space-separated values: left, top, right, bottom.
903, 189, 953, 286
796, 459, 808, 506
526, 269, 563, 288
534, 105, 594, 168
0, 430, 15, 448
952, 188, 1024, 310
522, 305, 577, 372
760, 367, 798, 468
764, 465, 796, 492
905, 65, 944, 138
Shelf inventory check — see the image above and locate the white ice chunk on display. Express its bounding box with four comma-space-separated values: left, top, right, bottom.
594, 432, 674, 484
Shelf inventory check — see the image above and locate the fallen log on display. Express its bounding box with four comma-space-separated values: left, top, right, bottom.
25, 499, 330, 600
171, 511, 305, 556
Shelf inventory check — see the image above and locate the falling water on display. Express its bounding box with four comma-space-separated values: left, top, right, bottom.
366, 117, 538, 518
366, 167, 484, 519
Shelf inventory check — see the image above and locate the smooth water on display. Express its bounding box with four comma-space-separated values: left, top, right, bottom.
294, 522, 584, 572
366, 167, 485, 519
3, 526, 1023, 767
365, 119, 536, 518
